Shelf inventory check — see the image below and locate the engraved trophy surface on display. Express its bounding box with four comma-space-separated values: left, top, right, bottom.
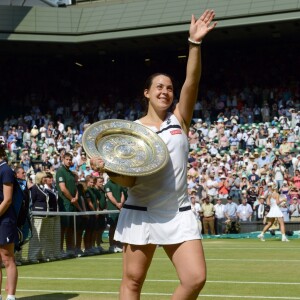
82, 119, 169, 176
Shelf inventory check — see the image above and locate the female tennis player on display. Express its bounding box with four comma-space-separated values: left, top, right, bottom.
91, 9, 217, 300
257, 183, 289, 242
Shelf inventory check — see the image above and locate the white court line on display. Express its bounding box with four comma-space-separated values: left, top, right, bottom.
84, 257, 300, 262
9, 289, 300, 299
16, 277, 300, 285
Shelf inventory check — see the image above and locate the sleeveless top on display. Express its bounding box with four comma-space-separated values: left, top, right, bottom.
114, 113, 201, 245
127, 113, 190, 212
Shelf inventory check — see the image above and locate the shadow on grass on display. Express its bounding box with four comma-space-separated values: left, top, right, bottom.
20, 293, 79, 299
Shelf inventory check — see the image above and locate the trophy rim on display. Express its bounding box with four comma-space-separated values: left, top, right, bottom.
82, 119, 169, 176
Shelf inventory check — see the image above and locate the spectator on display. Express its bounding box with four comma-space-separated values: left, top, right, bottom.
44, 172, 61, 260
214, 198, 225, 234
93, 176, 107, 250
218, 174, 230, 202
201, 195, 215, 235
28, 171, 49, 262
289, 197, 300, 222
254, 196, 268, 221
104, 178, 125, 253
56, 152, 79, 257
237, 198, 253, 222
84, 176, 99, 254
224, 196, 238, 221
191, 195, 202, 232
74, 176, 88, 257
206, 171, 218, 204
229, 173, 241, 204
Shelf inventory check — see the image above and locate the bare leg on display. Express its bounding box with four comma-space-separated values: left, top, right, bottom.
120, 243, 156, 300
0, 243, 18, 295
277, 218, 289, 241
277, 217, 286, 235
261, 218, 275, 234
164, 240, 206, 300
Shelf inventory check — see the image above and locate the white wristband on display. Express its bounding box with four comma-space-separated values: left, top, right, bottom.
188, 37, 202, 46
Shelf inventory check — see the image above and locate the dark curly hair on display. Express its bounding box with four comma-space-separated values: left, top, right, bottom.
141, 73, 176, 116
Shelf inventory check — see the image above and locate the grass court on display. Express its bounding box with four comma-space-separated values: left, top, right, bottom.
3, 238, 300, 299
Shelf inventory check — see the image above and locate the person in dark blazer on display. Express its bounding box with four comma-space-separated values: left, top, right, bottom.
254, 195, 268, 221
28, 171, 53, 262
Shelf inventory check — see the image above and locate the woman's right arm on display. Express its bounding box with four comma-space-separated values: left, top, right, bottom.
106, 172, 136, 188
90, 157, 136, 187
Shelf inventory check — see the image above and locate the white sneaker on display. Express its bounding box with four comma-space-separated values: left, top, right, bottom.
109, 245, 122, 253
257, 233, 265, 242
282, 236, 289, 242
114, 246, 123, 253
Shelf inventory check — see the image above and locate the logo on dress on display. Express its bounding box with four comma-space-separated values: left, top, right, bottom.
170, 129, 182, 135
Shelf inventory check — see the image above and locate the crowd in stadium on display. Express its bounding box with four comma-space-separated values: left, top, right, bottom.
0, 42, 299, 263
0, 81, 300, 263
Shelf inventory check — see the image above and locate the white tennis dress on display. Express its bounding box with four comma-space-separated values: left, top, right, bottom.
267, 198, 283, 218
114, 113, 202, 245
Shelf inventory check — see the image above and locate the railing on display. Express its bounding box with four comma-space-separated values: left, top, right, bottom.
16, 211, 299, 265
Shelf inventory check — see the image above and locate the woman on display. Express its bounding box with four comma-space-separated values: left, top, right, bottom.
91, 10, 216, 299
257, 183, 289, 242
265, 137, 274, 149
28, 171, 56, 262
260, 178, 268, 192
279, 180, 290, 201
240, 175, 249, 191
83, 175, 98, 254
0, 143, 18, 300
43, 172, 61, 260
74, 174, 88, 257
288, 186, 300, 204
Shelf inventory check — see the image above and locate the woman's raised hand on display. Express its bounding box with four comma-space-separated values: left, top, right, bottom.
189, 9, 217, 42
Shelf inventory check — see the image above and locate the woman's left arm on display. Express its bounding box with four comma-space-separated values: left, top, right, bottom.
0, 183, 13, 217
175, 10, 217, 132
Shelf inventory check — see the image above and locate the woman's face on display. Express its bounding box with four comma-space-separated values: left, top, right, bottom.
144, 75, 174, 112
87, 179, 94, 187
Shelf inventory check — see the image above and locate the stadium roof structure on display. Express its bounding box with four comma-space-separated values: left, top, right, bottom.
0, 0, 299, 55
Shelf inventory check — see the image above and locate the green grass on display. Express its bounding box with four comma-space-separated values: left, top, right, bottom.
3, 239, 300, 299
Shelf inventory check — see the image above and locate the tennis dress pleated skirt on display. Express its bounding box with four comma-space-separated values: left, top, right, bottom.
267, 198, 283, 218
114, 114, 202, 245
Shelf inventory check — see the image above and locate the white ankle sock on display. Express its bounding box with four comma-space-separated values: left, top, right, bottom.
6, 295, 16, 300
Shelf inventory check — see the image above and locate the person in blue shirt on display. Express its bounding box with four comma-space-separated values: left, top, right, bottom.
0, 141, 18, 300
